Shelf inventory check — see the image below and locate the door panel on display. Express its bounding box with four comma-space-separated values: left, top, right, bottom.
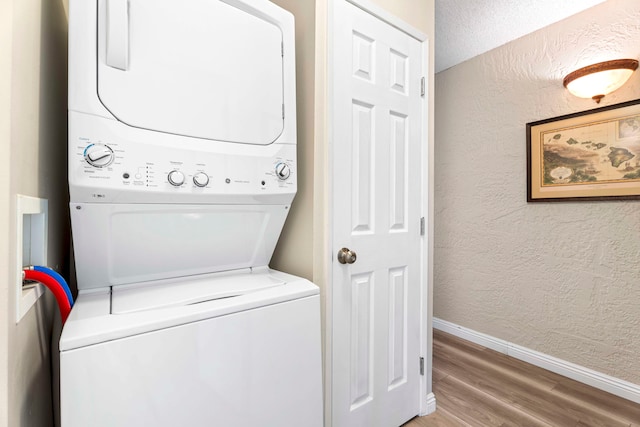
388, 266, 407, 389
389, 111, 408, 231
332, 1, 424, 426
350, 272, 374, 408
352, 100, 375, 233
97, 0, 284, 145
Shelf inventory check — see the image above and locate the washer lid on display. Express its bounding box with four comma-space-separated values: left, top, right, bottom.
111, 268, 285, 314
60, 270, 318, 351
97, 0, 285, 145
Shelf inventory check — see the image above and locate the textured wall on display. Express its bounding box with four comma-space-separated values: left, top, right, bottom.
434, 0, 640, 384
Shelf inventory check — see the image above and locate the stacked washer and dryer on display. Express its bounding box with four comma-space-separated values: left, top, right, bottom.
60, 0, 322, 426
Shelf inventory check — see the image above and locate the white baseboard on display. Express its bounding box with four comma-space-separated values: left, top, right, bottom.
433, 317, 640, 405
424, 392, 436, 415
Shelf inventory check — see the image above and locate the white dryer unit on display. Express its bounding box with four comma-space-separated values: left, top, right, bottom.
61, 1, 322, 426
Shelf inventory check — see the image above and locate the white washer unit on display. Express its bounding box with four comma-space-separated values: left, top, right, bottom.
61, 1, 322, 426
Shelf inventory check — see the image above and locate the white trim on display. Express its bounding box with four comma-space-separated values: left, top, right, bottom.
433, 318, 508, 354
418, 28, 433, 418
323, 1, 335, 424
433, 318, 640, 405
423, 392, 437, 416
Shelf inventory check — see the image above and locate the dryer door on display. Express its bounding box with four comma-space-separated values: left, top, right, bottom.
97, 0, 284, 145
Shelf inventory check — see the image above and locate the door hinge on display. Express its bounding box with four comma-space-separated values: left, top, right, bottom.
282, 104, 285, 119
420, 217, 425, 236
420, 77, 425, 97
281, 42, 284, 57
420, 357, 425, 375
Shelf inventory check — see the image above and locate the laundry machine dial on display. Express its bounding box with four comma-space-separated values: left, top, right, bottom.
167, 170, 185, 186
84, 143, 114, 168
193, 172, 209, 187
275, 162, 291, 180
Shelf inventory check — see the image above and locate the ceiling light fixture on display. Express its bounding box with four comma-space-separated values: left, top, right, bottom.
563, 59, 638, 103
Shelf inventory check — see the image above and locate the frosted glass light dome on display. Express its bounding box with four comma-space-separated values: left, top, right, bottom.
563, 59, 638, 103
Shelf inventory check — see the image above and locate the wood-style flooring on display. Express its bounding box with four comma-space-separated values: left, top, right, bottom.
403, 330, 640, 427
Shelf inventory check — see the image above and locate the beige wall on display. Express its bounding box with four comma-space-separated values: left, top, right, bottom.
0, 0, 14, 423
1, 0, 70, 425
366, 0, 431, 36
270, 0, 316, 282
434, 0, 640, 384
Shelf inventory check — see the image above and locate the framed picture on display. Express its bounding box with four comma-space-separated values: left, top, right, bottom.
527, 99, 640, 202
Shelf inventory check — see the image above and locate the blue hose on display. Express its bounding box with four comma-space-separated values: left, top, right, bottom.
33, 266, 74, 306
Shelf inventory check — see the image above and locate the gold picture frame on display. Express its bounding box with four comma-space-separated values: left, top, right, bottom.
527, 99, 640, 202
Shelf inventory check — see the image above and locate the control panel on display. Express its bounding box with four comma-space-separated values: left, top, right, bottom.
69, 131, 296, 204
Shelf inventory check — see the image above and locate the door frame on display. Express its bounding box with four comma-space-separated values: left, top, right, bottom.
317, 0, 436, 424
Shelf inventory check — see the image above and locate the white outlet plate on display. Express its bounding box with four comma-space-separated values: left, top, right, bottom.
16, 195, 48, 323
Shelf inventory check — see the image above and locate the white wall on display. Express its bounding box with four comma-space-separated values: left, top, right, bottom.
434, 0, 640, 384
1, 0, 69, 425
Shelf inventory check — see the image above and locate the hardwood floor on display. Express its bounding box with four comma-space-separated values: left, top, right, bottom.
403, 330, 640, 427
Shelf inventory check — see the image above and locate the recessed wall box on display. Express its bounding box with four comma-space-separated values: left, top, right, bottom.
16, 195, 48, 323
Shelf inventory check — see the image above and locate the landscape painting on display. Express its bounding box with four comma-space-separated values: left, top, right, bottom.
527, 99, 640, 201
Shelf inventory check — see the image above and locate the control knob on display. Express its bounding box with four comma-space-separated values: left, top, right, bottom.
275, 162, 291, 180
84, 143, 114, 168
193, 172, 209, 187
167, 170, 185, 186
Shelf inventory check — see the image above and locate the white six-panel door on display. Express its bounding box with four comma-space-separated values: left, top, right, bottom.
331, 1, 425, 426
